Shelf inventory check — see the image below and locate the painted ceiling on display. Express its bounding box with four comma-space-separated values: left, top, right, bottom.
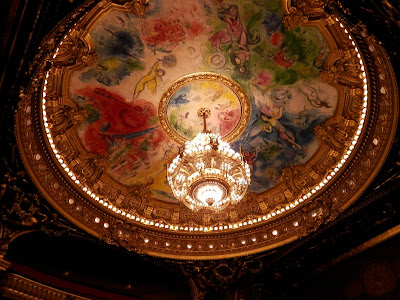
16, 0, 398, 259
69, 0, 337, 201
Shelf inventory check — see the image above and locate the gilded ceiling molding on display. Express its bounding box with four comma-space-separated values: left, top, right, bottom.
180, 256, 264, 299
15, 0, 398, 259
110, 0, 151, 18
0, 157, 90, 258
282, 0, 327, 29
0, 273, 92, 300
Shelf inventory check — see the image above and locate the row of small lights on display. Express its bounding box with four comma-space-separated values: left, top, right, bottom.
41, 19, 368, 236
141, 224, 298, 249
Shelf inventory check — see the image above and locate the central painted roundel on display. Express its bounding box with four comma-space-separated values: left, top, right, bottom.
159, 73, 251, 144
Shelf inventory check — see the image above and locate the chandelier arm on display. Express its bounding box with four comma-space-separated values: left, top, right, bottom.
211, 157, 215, 168
188, 162, 198, 173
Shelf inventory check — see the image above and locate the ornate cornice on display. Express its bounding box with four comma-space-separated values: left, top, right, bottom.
0, 273, 92, 300
14, 0, 398, 259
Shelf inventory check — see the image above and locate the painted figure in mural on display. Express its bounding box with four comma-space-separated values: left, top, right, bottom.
217, 108, 241, 136
131, 54, 177, 101
210, 1, 260, 73
249, 84, 302, 151
77, 87, 166, 177
293, 106, 307, 126
171, 94, 190, 108
132, 61, 165, 100
298, 81, 332, 108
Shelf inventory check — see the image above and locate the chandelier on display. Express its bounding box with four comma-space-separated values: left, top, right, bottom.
167, 108, 251, 211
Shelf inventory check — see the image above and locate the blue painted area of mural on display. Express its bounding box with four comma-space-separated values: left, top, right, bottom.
79, 12, 145, 86
232, 81, 335, 193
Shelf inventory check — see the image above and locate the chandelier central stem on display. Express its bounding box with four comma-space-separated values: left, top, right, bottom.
197, 108, 211, 133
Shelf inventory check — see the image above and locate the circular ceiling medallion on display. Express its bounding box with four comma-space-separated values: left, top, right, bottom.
16, 0, 398, 259
158, 73, 250, 143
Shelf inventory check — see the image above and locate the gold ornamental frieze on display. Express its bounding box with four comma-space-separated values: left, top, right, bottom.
15, 0, 398, 259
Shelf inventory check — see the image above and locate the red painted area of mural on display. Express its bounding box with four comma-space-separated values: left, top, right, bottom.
270, 32, 282, 46
78, 87, 166, 157
273, 49, 295, 69
140, 10, 206, 52
254, 70, 273, 87
187, 21, 206, 39
217, 108, 241, 136
141, 17, 185, 51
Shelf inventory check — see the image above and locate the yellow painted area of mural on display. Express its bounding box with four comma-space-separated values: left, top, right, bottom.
166, 80, 242, 141
194, 81, 239, 109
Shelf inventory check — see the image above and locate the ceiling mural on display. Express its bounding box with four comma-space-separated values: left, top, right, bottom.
68, 0, 336, 200
16, 0, 398, 259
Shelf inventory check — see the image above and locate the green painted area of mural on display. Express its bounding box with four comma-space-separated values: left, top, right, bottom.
258, 141, 284, 161
84, 105, 100, 123
284, 28, 320, 65
275, 69, 299, 85
252, 0, 282, 11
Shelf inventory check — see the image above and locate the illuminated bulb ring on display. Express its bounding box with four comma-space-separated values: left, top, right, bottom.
40, 18, 368, 232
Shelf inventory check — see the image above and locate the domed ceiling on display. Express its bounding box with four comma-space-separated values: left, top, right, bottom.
16, 0, 398, 259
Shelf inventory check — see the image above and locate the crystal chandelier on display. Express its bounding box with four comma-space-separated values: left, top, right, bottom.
167, 108, 251, 211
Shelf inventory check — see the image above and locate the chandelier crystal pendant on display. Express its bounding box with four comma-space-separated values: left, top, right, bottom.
167, 108, 251, 211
